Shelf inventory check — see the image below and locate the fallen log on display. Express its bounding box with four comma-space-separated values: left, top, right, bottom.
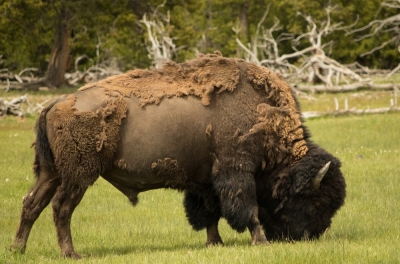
0, 95, 27, 117
302, 106, 400, 118
294, 82, 399, 93
0, 95, 52, 117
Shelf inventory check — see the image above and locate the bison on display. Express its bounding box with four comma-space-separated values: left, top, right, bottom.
9, 52, 345, 259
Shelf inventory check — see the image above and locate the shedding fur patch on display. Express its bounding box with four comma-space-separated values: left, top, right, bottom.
244, 64, 308, 166
115, 159, 127, 169
79, 51, 240, 107
48, 94, 128, 188
205, 124, 213, 137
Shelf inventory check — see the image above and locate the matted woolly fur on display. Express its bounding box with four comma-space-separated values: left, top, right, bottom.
48, 95, 128, 187
80, 51, 308, 166
80, 51, 240, 107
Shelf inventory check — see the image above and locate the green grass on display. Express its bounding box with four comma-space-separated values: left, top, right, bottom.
298, 90, 397, 113
1, 94, 400, 263
294, 73, 400, 113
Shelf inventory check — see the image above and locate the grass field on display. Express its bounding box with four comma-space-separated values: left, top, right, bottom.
1, 90, 399, 263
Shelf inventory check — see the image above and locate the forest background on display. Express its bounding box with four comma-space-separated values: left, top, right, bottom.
1, 0, 399, 89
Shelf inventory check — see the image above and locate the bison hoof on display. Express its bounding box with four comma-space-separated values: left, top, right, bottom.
251, 239, 270, 246
61, 251, 82, 259
9, 243, 26, 254
206, 239, 224, 247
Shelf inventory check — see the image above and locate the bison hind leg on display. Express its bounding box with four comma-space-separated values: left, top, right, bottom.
183, 189, 223, 245
10, 168, 61, 254
51, 180, 90, 259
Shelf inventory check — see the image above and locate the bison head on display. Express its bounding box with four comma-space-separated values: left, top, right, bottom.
256, 143, 346, 241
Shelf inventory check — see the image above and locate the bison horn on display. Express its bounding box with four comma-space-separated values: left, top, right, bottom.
312, 161, 331, 189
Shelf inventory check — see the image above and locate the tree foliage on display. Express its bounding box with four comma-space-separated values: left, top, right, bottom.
0, 0, 398, 84
0, 0, 55, 71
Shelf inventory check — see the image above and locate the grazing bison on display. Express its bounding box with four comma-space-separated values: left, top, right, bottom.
10, 52, 345, 258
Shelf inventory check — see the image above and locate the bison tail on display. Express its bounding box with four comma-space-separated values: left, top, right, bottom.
33, 99, 61, 178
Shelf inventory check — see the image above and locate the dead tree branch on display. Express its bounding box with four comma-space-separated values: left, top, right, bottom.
295, 82, 398, 93
302, 85, 399, 118
140, 2, 185, 69
387, 63, 400, 78
0, 95, 53, 117
360, 36, 398, 57
1, 55, 122, 90
65, 57, 122, 86
302, 106, 400, 118
347, 0, 400, 76
236, 5, 367, 91
0, 67, 43, 91
0, 96, 27, 117
302, 85, 400, 118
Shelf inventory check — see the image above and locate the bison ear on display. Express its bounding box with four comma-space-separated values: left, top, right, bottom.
312, 161, 331, 189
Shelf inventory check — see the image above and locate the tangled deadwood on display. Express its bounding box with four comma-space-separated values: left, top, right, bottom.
0, 55, 122, 91
0, 68, 41, 91
65, 57, 123, 86
0, 96, 27, 117
139, 2, 186, 69
0, 95, 51, 117
235, 5, 399, 93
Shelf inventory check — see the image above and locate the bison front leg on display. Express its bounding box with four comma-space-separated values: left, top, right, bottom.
248, 207, 269, 245
52, 181, 88, 259
214, 169, 269, 245
206, 219, 223, 246
9, 169, 61, 253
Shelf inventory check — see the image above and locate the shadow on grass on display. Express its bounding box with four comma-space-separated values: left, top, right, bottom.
80, 243, 206, 258
78, 237, 257, 259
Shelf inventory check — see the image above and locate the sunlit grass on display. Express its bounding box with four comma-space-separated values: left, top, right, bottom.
1, 93, 399, 263
294, 73, 400, 113
298, 90, 397, 113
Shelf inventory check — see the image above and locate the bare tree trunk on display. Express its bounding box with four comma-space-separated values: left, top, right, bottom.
239, 3, 248, 38
45, 2, 71, 88
236, 3, 249, 57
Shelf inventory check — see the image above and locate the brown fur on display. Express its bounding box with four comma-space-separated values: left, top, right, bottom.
245, 64, 308, 167
47, 94, 128, 188
151, 158, 187, 189
80, 52, 307, 167
79, 51, 240, 107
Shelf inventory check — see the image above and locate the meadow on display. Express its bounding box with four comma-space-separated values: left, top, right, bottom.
0, 89, 399, 263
